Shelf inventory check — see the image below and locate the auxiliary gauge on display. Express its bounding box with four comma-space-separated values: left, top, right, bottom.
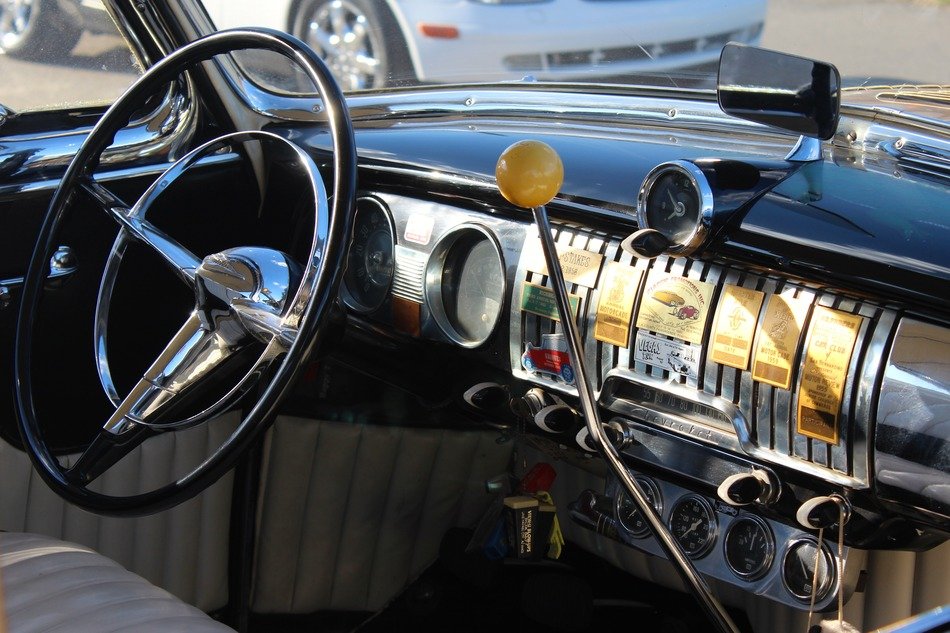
615, 476, 663, 539
724, 515, 775, 580
637, 160, 713, 256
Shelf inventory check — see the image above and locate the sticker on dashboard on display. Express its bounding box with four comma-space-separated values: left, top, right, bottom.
796, 306, 862, 445
634, 331, 700, 380
520, 282, 581, 322
594, 262, 642, 348
634, 273, 714, 345
752, 294, 810, 389
404, 214, 434, 245
523, 239, 604, 288
711, 285, 765, 370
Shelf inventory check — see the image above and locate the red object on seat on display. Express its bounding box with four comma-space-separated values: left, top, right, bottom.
519, 462, 557, 494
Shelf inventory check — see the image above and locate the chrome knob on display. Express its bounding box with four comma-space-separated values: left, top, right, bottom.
716, 470, 775, 506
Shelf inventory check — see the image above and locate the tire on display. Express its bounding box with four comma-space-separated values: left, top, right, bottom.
0, 0, 82, 59
290, 0, 414, 90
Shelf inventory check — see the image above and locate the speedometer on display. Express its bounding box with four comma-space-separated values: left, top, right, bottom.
342, 197, 395, 313
668, 494, 717, 558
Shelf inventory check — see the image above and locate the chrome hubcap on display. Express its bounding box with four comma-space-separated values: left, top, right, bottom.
0, 0, 33, 50
302, 0, 383, 91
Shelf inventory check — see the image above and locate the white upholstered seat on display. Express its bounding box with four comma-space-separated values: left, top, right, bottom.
0, 532, 233, 633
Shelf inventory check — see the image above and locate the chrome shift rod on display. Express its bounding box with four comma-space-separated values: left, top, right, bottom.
496, 140, 740, 633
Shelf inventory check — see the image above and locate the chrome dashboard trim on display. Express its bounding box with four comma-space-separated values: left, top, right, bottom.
602, 368, 744, 450
0, 82, 197, 188
875, 317, 950, 521
0, 152, 240, 197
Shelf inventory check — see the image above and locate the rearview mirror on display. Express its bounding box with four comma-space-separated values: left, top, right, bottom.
717, 43, 841, 140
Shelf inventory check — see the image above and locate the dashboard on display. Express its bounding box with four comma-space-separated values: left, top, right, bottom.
300, 92, 950, 614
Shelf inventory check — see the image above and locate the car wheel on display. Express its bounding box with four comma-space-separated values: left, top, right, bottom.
0, 0, 82, 59
290, 0, 413, 90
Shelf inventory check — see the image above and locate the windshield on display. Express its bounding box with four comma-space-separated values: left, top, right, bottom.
202, 0, 948, 97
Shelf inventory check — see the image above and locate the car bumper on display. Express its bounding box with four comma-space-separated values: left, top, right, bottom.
399, 0, 767, 82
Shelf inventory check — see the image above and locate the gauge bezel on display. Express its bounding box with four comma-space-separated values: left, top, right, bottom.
667, 493, 718, 559
424, 223, 506, 349
615, 476, 664, 539
781, 537, 837, 603
723, 514, 776, 581
636, 160, 714, 256
341, 196, 396, 314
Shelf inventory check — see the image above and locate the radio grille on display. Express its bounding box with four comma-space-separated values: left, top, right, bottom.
512, 225, 895, 486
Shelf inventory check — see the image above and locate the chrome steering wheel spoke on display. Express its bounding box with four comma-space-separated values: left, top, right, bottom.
81, 178, 200, 287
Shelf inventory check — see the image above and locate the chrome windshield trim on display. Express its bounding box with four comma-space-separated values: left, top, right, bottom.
0, 83, 198, 190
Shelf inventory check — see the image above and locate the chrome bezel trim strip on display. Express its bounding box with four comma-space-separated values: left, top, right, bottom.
0, 152, 238, 197
636, 160, 714, 256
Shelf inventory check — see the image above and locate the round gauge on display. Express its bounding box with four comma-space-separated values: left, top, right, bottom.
724, 515, 775, 580
668, 494, 717, 558
782, 538, 836, 603
342, 198, 395, 312
636, 161, 713, 256
616, 477, 663, 539
425, 225, 505, 348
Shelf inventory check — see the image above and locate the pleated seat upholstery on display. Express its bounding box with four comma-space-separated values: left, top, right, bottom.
0, 532, 233, 633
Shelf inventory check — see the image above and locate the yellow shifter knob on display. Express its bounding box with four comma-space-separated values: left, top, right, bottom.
495, 140, 564, 209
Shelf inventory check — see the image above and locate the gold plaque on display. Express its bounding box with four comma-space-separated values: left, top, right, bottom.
523, 239, 604, 288
634, 273, 714, 345
711, 285, 765, 370
594, 263, 643, 347
797, 307, 862, 444
752, 295, 811, 389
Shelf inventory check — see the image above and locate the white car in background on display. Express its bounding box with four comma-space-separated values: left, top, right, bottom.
202, 0, 767, 90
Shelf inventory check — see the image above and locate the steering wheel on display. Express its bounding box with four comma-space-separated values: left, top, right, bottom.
14, 28, 357, 516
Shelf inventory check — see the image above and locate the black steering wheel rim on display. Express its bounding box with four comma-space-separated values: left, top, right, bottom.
14, 28, 357, 516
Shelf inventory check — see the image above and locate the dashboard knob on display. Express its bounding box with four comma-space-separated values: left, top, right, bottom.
462, 382, 510, 411
717, 470, 774, 506
620, 228, 672, 259
575, 421, 631, 452
535, 403, 579, 434
796, 494, 851, 530
495, 140, 564, 209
